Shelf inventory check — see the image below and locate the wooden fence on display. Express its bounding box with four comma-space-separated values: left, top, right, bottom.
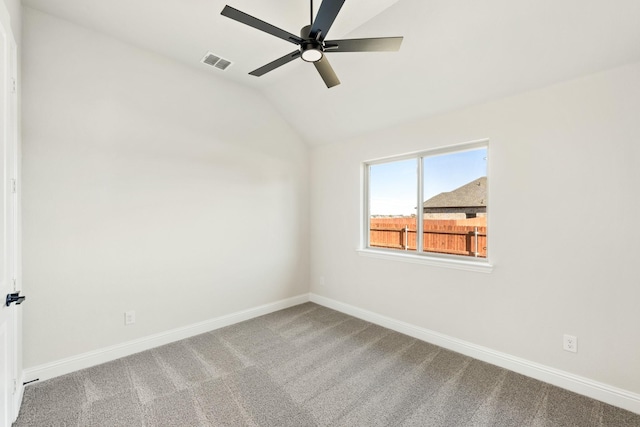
369, 218, 487, 258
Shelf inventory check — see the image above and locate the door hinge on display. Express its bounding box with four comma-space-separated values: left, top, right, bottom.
13, 379, 17, 393
11, 178, 16, 194
11, 78, 16, 94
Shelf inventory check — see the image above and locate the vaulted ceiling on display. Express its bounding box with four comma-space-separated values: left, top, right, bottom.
21, 0, 640, 145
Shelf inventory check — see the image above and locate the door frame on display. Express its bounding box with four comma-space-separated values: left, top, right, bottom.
0, 1, 21, 425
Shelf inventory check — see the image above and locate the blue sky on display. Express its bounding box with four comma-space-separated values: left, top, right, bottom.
369, 148, 487, 216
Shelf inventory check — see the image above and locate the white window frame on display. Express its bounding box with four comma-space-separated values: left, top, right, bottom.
358, 139, 493, 273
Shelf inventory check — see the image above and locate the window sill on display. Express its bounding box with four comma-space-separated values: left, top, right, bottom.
356, 248, 494, 273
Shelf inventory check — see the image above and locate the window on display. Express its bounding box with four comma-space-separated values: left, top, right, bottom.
362, 140, 490, 271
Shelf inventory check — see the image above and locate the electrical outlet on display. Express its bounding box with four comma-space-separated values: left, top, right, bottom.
319, 276, 325, 286
563, 334, 577, 353
125, 310, 136, 325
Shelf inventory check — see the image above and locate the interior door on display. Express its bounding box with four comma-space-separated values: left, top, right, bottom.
0, 3, 19, 426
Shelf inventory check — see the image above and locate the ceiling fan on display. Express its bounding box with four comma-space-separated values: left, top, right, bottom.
220, 0, 403, 88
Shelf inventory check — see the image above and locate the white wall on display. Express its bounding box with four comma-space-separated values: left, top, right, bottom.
21, 8, 309, 368
310, 61, 640, 394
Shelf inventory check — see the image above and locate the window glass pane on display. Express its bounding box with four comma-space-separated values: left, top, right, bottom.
369, 159, 417, 251
422, 148, 487, 257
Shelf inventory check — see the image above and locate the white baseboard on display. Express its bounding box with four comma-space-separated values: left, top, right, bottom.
309, 293, 640, 415
23, 294, 310, 384
21, 292, 640, 415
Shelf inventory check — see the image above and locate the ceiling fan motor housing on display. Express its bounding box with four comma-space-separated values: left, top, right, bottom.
300, 25, 323, 62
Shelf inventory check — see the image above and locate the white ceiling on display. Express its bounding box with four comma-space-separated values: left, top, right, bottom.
22, 0, 640, 146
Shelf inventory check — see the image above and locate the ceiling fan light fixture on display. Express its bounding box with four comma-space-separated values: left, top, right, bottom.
301, 45, 323, 62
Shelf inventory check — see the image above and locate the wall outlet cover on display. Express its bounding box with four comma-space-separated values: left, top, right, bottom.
125, 311, 136, 325
563, 334, 577, 353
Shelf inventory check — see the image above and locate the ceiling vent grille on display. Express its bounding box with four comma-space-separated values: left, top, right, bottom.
201, 52, 232, 71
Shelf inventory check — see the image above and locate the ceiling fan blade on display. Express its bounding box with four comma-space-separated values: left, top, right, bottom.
324, 37, 404, 52
310, 0, 345, 41
221, 6, 303, 45
313, 56, 340, 88
249, 50, 301, 77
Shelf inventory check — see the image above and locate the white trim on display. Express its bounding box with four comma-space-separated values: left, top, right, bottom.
357, 248, 493, 273
13, 372, 23, 420
309, 293, 640, 415
363, 138, 490, 165
1, 3, 20, 425
23, 294, 310, 383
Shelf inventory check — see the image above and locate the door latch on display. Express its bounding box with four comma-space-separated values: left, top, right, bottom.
5, 292, 25, 307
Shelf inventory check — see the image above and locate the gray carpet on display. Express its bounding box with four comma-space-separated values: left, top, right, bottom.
14, 303, 640, 426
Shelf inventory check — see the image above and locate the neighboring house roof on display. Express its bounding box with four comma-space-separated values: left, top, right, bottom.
423, 177, 487, 213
